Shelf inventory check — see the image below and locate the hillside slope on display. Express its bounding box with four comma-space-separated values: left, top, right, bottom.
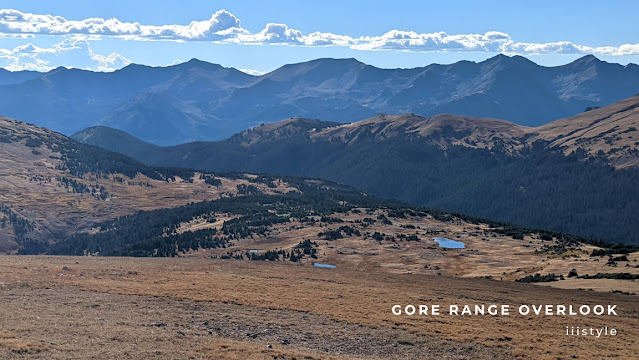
0, 116, 323, 253
73, 96, 639, 244
535, 94, 639, 168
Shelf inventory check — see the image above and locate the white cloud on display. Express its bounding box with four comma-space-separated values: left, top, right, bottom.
500, 41, 639, 56
0, 38, 130, 71
90, 51, 130, 71
0, 9, 245, 41
352, 30, 510, 52
0, 33, 34, 39
237, 23, 304, 44
612, 44, 639, 55
233, 23, 356, 47
502, 41, 586, 55
0, 8, 637, 56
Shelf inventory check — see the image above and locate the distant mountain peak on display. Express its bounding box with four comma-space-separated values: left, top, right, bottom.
489, 53, 509, 60
176, 58, 223, 70
483, 53, 512, 63
578, 54, 599, 61
481, 53, 537, 67
48, 66, 69, 73
568, 54, 605, 67
309, 57, 363, 64
185, 58, 209, 65
120, 63, 151, 70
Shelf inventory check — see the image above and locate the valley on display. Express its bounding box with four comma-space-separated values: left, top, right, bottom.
2, 113, 637, 296
72, 95, 639, 245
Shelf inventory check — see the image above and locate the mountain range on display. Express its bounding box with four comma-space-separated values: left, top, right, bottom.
2, 55, 639, 145
0, 68, 42, 85
73, 95, 639, 244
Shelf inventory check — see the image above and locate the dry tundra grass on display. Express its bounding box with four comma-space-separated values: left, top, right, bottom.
186, 207, 639, 294
0, 256, 637, 359
0, 331, 49, 355
205, 338, 371, 360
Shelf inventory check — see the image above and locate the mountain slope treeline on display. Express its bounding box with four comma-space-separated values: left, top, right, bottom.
187, 140, 639, 244
72, 100, 639, 244
46, 182, 628, 257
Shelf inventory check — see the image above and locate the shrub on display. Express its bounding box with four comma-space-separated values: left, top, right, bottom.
516, 273, 560, 283
567, 269, 578, 277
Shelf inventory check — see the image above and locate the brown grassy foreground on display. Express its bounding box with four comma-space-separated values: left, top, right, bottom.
0, 256, 637, 359
0, 331, 49, 355
205, 339, 370, 360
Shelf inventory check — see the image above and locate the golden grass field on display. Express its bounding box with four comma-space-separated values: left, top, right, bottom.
183, 207, 639, 295
0, 255, 637, 359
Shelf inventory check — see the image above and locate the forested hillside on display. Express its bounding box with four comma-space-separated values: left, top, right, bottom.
72, 107, 639, 244
47, 180, 628, 258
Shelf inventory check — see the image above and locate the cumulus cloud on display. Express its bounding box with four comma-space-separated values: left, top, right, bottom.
90, 51, 130, 71
0, 38, 130, 71
0, 9, 246, 41
501, 41, 586, 55
0, 8, 637, 56
234, 23, 356, 47
241, 23, 304, 44
500, 41, 639, 56
352, 30, 510, 52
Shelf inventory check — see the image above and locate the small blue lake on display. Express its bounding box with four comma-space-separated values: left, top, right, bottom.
434, 237, 466, 249
249, 250, 265, 253
313, 263, 337, 269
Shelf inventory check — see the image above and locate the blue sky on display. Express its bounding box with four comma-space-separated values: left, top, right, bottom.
1, 0, 638, 73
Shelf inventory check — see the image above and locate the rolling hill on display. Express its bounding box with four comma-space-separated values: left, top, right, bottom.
0, 115, 343, 253
2, 55, 639, 145
73, 96, 639, 244
535, 94, 639, 168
